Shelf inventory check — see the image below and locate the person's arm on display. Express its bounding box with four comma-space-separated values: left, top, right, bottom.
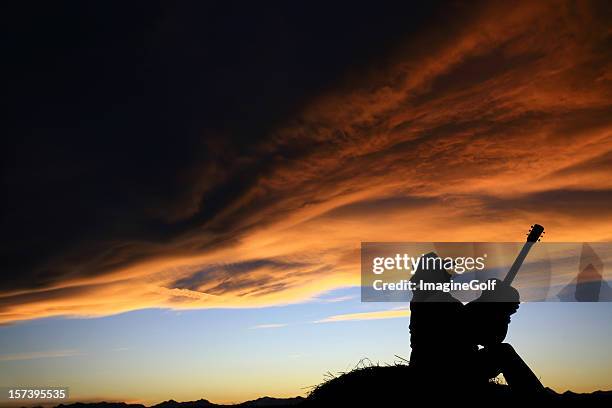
463, 280, 520, 346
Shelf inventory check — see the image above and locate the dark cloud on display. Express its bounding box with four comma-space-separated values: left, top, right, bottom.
543, 149, 612, 179
320, 196, 438, 219
480, 189, 612, 220
1, 1, 447, 292
172, 259, 308, 293
1, 1, 611, 322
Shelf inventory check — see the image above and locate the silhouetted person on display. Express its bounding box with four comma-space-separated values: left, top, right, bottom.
409, 252, 545, 398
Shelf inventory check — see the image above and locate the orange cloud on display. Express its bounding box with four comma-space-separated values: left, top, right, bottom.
1, 0, 611, 324
315, 307, 411, 323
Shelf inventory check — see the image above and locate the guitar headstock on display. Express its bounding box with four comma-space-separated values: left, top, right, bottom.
526, 224, 545, 242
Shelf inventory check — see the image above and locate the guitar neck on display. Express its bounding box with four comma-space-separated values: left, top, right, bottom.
503, 241, 535, 286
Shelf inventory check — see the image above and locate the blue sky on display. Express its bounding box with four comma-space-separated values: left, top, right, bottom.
2, 287, 611, 405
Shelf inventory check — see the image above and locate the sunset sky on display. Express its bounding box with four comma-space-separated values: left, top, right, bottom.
2, 0, 612, 404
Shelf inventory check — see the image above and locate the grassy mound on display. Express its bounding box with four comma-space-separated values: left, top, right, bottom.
306, 360, 612, 407
305, 359, 517, 407
308, 361, 411, 402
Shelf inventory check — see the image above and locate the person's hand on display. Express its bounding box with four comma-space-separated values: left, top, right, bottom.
488, 279, 520, 315
491, 279, 520, 302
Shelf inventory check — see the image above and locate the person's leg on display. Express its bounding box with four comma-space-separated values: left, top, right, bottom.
485, 343, 545, 396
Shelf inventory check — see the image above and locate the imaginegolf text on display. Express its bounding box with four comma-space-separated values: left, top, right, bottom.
372, 279, 498, 293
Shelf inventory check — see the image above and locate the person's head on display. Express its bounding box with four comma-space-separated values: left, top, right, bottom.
410, 252, 451, 301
